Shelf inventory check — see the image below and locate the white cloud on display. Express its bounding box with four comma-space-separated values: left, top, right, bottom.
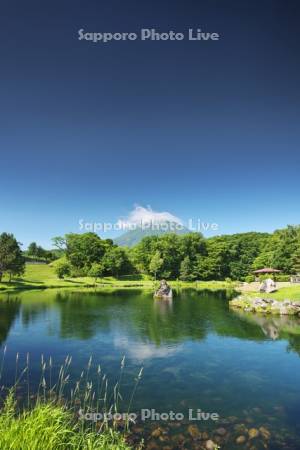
114, 336, 181, 361
117, 205, 182, 229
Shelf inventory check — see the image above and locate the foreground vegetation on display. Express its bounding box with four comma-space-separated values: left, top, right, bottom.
0, 393, 131, 450
0, 349, 143, 450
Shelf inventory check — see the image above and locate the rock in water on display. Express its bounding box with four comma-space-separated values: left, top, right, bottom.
216, 427, 227, 436
259, 426, 271, 440
236, 435, 247, 445
154, 280, 172, 299
187, 424, 201, 438
205, 440, 217, 450
248, 428, 259, 439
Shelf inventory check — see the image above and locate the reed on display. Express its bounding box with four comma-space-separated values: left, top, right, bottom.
0, 348, 143, 450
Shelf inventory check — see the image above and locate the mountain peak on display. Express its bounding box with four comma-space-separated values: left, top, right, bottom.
114, 221, 190, 247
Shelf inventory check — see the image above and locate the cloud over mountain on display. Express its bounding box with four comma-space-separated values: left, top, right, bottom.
117, 205, 182, 230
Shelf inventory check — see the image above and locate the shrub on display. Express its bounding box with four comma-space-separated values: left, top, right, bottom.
54, 261, 71, 279
274, 274, 291, 282
244, 275, 255, 283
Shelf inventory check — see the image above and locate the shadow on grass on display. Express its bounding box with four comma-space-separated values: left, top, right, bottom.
64, 279, 90, 285
116, 274, 145, 281
0, 280, 38, 287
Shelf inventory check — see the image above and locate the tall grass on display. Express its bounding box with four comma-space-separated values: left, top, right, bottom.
0, 391, 131, 450
0, 348, 143, 450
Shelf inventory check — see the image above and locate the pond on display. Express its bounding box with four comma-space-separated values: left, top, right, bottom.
0, 288, 300, 449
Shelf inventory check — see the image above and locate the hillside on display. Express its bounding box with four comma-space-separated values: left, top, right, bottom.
114, 221, 190, 247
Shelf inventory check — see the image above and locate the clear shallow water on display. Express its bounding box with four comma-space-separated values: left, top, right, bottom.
1, 288, 300, 449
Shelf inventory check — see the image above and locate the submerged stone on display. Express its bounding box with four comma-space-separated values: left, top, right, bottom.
215, 427, 227, 436
246, 417, 254, 424
146, 440, 159, 450
234, 423, 247, 433
151, 427, 163, 438
252, 407, 261, 414
172, 433, 186, 444
187, 424, 201, 438
259, 426, 271, 440
236, 435, 247, 444
228, 415, 238, 423
248, 428, 260, 439
205, 440, 217, 450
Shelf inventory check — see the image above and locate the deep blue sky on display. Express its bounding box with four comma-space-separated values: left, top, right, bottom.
1, 0, 300, 247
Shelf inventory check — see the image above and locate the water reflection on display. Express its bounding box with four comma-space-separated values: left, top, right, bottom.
1, 289, 300, 352
1, 289, 300, 448
0, 295, 21, 345
153, 296, 173, 316
231, 309, 300, 354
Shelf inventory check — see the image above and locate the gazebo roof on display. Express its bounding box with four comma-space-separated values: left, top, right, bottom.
253, 268, 281, 274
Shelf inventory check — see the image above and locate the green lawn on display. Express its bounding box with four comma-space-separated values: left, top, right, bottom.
2, 265, 300, 301
0, 264, 236, 293
0, 264, 153, 292
247, 285, 300, 301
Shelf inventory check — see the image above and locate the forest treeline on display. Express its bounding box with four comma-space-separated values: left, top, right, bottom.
1, 225, 300, 282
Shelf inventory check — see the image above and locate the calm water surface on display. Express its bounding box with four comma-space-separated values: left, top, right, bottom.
0, 288, 300, 449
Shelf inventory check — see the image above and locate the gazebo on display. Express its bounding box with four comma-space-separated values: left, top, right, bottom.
253, 268, 281, 281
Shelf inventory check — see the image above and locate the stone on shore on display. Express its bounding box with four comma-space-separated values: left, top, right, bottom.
230, 296, 300, 316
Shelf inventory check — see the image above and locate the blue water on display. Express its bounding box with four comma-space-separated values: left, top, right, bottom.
0, 288, 300, 449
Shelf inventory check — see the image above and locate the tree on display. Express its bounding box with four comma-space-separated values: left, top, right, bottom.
0, 233, 25, 282
194, 238, 230, 280
28, 242, 38, 256
156, 234, 183, 278
269, 226, 300, 273
43, 250, 56, 262
179, 256, 195, 281
27, 243, 54, 261
149, 251, 164, 280
65, 233, 110, 273
102, 247, 131, 277
51, 236, 67, 251
292, 245, 300, 274
88, 263, 105, 283
130, 235, 157, 273
180, 233, 206, 260
252, 252, 274, 271
55, 261, 71, 279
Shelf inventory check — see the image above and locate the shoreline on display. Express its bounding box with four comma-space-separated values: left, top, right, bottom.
230, 295, 300, 316
0, 280, 235, 295
1, 265, 300, 303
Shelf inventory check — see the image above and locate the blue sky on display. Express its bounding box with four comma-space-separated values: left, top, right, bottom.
1, 0, 300, 248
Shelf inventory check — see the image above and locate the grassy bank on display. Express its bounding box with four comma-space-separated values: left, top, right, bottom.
0, 264, 153, 292
1, 265, 300, 302
0, 263, 236, 293
0, 392, 131, 450
247, 286, 300, 301
0, 349, 142, 450
240, 283, 300, 301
